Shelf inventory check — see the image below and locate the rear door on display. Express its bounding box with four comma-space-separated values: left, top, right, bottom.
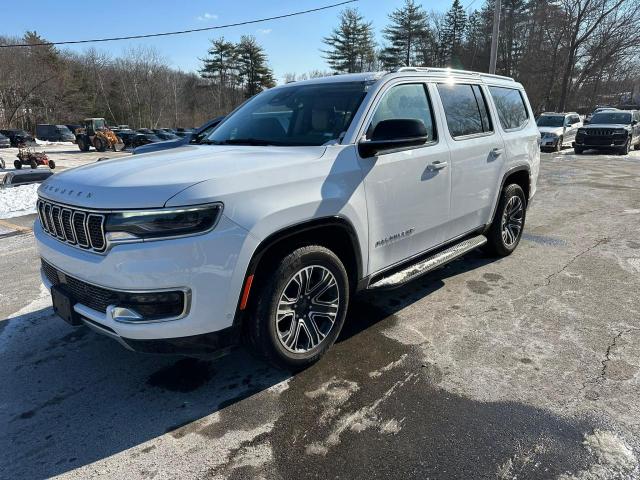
357, 81, 451, 274
434, 82, 505, 238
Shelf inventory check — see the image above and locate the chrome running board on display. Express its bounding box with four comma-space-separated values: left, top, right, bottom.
368, 235, 487, 290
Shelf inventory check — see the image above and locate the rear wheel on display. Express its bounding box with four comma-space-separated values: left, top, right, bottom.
14, 160, 22, 169
485, 184, 526, 257
574, 147, 584, 155
30, 159, 37, 169
249, 245, 349, 370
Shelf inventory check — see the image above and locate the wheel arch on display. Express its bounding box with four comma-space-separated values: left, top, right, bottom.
487, 165, 531, 228
233, 216, 363, 327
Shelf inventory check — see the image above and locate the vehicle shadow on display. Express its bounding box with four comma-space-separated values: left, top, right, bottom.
0, 251, 496, 479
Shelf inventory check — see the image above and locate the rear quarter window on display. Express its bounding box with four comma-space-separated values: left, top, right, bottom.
488, 86, 529, 131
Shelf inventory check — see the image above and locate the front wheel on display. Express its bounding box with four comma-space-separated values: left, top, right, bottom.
485, 184, 526, 257
574, 147, 584, 155
14, 160, 22, 169
555, 136, 563, 152
619, 139, 631, 155
249, 245, 349, 370
48, 159, 56, 169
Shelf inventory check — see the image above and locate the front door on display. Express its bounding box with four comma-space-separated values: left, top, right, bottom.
357, 81, 452, 274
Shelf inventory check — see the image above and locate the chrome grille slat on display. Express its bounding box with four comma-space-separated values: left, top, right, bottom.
37, 198, 106, 253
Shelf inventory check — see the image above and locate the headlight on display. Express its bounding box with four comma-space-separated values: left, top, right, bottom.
104, 203, 223, 241
614, 129, 628, 134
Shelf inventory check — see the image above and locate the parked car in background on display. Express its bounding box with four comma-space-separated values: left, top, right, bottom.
1, 169, 53, 188
585, 107, 617, 124
152, 130, 181, 141
0, 133, 10, 148
0, 129, 35, 147
65, 124, 81, 135
35, 68, 539, 368
174, 128, 195, 137
134, 116, 226, 155
537, 112, 582, 151
574, 109, 640, 155
36, 124, 75, 142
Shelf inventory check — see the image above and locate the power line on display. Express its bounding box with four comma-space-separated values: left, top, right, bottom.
0, 0, 358, 48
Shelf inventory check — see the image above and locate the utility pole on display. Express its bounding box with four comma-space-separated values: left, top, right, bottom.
489, 0, 501, 74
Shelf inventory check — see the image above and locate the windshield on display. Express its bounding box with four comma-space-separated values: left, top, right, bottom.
537, 115, 564, 127
590, 112, 632, 125
206, 81, 368, 146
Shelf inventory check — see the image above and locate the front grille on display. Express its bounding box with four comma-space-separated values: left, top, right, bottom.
37, 199, 106, 253
586, 129, 618, 136
42, 259, 118, 313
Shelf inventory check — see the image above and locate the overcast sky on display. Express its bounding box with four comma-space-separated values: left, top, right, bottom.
0, 0, 480, 82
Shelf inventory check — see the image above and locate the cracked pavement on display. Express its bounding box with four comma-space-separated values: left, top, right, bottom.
1, 149, 640, 479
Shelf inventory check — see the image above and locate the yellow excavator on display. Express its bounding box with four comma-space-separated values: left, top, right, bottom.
75, 118, 124, 152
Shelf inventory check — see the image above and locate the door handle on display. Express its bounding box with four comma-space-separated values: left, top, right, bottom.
429, 160, 448, 170
491, 148, 504, 156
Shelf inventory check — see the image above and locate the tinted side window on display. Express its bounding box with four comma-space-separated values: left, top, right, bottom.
488, 86, 529, 131
437, 83, 493, 137
571, 115, 580, 124
369, 83, 436, 142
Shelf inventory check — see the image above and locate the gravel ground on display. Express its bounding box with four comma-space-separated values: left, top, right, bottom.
1, 148, 640, 479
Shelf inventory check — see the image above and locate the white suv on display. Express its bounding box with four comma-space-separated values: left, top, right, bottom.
35, 68, 540, 368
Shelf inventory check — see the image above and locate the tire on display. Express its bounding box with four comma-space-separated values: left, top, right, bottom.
94, 137, 106, 152
574, 147, 584, 155
30, 160, 37, 169
555, 136, 563, 152
48, 159, 56, 169
0, 158, 5, 169
249, 245, 349, 370
485, 184, 527, 257
619, 139, 630, 156
14, 160, 22, 169
77, 138, 90, 152
634, 143, 640, 151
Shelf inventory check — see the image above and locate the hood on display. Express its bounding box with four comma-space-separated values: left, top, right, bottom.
538, 126, 563, 135
133, 137, 189, 154
37, 144, 327, 209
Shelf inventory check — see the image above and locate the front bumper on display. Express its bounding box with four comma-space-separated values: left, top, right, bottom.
35, 214, 259, 351
574, 134, 628, 149
540, 136, 560, 148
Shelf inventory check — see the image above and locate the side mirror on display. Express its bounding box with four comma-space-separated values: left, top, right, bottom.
358, 119, 429, 158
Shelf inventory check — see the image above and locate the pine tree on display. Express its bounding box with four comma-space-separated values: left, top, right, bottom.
236, 36, 275, 98
441, 0, 468, 67
323, 8, 376, 73
200, 37, 238, 89
380, 0, 430, 69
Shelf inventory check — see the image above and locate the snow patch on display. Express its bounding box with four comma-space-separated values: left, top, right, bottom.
558, 430, 638, 480
0, 183, 39, 219
369, 354, 408, 377
266, 377, 291, 395
35, 139, 74, 146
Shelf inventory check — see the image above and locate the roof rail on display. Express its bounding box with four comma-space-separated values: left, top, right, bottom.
392, 66, 515, 82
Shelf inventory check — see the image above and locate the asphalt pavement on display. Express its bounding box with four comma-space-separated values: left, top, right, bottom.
1, 148, 640, 479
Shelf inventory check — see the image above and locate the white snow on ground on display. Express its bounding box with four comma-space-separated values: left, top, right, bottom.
35, 139, 75, 146
0, 183, 39, 219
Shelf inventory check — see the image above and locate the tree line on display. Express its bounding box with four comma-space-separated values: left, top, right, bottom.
1, 0, 639, 132
320, 0, 640, 113
0, 33, 274, 131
